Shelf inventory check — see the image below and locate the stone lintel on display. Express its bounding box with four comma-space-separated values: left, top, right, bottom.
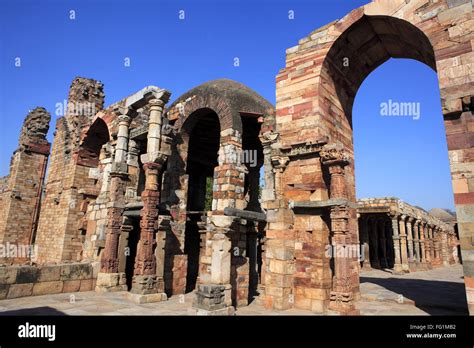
289, 198, 358, 210
223, 207, 267, 222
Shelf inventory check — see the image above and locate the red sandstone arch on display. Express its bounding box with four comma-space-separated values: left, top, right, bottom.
273, 0, 473, 314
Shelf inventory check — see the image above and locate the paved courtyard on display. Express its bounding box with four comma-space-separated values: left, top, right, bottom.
0, 265, 467, 316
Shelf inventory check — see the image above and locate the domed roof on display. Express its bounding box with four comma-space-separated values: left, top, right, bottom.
168, 78, 274, 117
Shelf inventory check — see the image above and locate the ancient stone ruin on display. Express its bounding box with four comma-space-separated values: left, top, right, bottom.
0, 0, 472, 315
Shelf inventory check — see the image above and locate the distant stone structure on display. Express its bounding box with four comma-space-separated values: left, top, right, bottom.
0, 0, 472, 315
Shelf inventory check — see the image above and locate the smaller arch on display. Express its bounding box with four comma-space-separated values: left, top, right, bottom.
77, 117, 110, 167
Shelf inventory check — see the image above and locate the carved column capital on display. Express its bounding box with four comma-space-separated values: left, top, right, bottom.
320, 144, 350, 167
271, 155, 289, 172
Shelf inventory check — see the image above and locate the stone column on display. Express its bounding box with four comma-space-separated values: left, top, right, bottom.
259, 131, 278, 202
424, 224, 432, 267
433, 227, 441, 266
130, 98, 169, 303
378, 218, 388, 269
413, 220, 421, 267
370, 217, 380, 269
398, 215, 409, 272
320, 145, 357, 314
440, 229, 450, 267
429, 225, 435, 263
406, 217, 415, 267
96, 114, 131, 292
359, 215, 371, 270
420, 222, 427, 267
391, 215, 403, 274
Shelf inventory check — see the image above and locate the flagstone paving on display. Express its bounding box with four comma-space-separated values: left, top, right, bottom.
0, 265, 467, 316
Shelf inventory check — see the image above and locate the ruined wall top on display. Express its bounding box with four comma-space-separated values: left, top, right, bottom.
18, 107, 51, 146
67, 77, 105, 118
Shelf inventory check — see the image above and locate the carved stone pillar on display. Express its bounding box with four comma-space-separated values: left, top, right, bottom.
420, 222, 427, 266
320, 145, 357, 314
131, 162, 163, 297
96, 114, 131, 292
398, 215, 409, 272
391, 215, 403, 274
413, 220, 421, 266
130, 96, 170, 303
440, 229, 450, 267
425, 224, 432, 266
406, 217, 415, 266
259, 131, 279, 202
359, 215, 371, 270
429, 225, 435, 263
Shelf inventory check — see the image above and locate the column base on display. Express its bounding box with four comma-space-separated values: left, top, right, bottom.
393, 264, 404, 275
95, 272, 127, 292
194, 284, 233, 313
401, 263, 410, 273
130, 274, 164, 295
126, 292, 167, 304
328, 291, 358, 315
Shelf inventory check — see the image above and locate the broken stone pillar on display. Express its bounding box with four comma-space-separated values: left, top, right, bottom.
96, 113, 131, 292
194, 226, 234, 315
259, 131, 278, 202
398, 215, 409, 272
320, 145, 357, 314
391, 215, 403, 274
0, 107, 51, 264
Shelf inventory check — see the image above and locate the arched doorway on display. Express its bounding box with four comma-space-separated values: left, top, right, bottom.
183, 108, 221, 292
270, 1, 473, 314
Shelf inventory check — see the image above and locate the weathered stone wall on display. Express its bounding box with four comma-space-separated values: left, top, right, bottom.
0, 108, 51, 264
35, 78, 105, 264
0, 262, 97, 300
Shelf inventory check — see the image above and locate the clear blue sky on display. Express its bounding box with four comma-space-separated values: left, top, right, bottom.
0, 0, 454, 210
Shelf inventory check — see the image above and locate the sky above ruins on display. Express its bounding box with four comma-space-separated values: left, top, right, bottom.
0, 0, 455, 210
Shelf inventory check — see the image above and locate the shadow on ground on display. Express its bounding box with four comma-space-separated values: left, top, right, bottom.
0, 307, 67, 316
360, 276, 469, 315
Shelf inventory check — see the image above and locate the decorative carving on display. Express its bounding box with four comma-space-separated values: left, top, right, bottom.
320, 144, 350, 166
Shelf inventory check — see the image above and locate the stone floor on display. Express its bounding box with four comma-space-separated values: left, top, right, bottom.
0, 265, 468, 316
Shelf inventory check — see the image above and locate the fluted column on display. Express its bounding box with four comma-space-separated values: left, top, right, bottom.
391, 215, 403, 274
398, 215, 409, 272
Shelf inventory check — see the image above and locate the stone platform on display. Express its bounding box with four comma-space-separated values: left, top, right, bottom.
0, 265, 467, 316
